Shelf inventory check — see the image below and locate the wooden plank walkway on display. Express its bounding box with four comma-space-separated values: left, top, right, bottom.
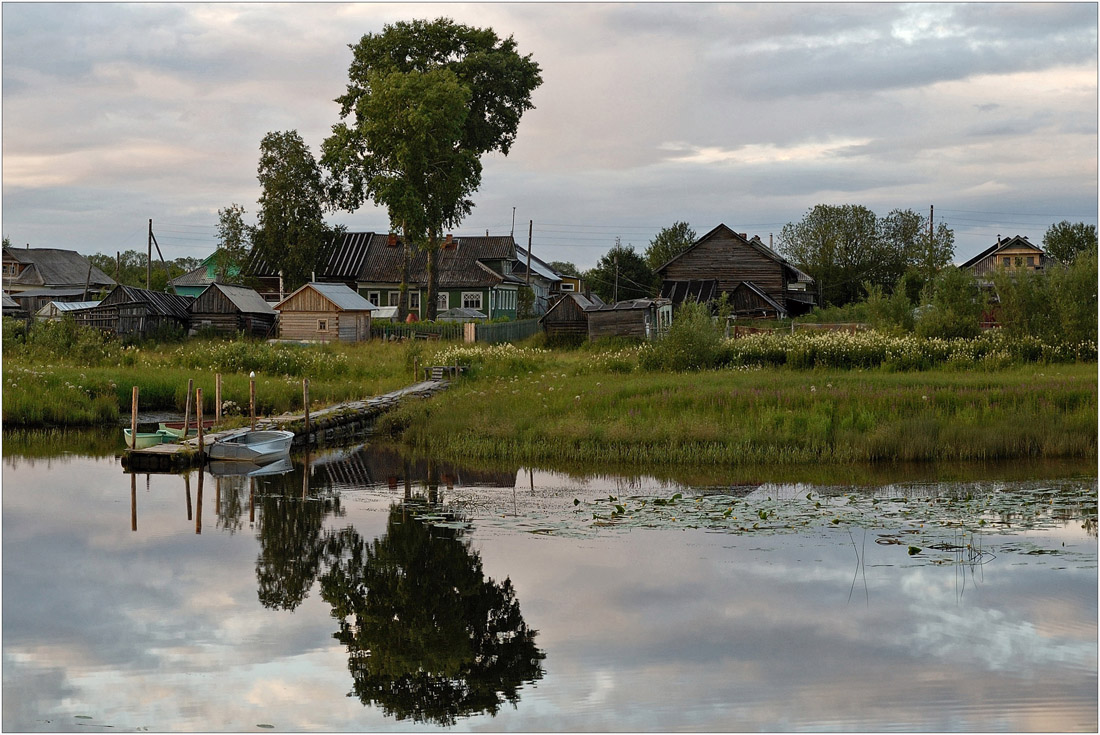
122, 379, 447, 472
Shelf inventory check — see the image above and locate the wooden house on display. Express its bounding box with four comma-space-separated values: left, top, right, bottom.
2, 246, 115, 294
587, 298, 672, 340
512, 245, 562, 314
188, 283, 277, 338
655, 224, 815, 318
539, 292, 603, 339
275, 282, 374, 342
246, 231, 376, 303
74, 285, 193, 339
960, 235, 1053, 280
169, 251, 244, 297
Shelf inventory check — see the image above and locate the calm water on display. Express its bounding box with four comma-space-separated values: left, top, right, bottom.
3, 440, 1096, 732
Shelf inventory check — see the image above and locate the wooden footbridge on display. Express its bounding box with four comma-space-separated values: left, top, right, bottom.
122, 378, 449, 472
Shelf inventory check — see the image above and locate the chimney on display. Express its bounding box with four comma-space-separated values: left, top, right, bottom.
444, 234, 456, 250
740, 233, 747, 239
387, 233, 398, 247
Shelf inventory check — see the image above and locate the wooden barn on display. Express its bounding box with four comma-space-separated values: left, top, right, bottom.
656, 224, 815, 318
189, 283, 277, 338
587, 298, 672, 340
539, 292, 603, 339
275, 282, 374, 342
74, 285, 193, 339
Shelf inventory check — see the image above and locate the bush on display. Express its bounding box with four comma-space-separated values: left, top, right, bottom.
915, 267, 986, 339
639, 301, 722, 371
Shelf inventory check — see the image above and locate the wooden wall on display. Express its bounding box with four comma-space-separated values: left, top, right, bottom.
662, 231, 787, 306
588, 308, 650, 340
278, 310, 369, 342
541, 296, 589, 337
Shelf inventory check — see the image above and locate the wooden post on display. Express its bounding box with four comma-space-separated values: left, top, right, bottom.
215, 373, 222, 422
303, 378, 310, 437
130, 386, 139, 449
130, 472, 137, 532
195, 468, 203, 535
249, 372, 256, 431
196, 387, 204, 462
183, 378, 193, 438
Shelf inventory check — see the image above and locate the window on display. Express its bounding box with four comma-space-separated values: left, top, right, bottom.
2, 262, 17, 276
1014, 257, 1023, 267
1027, 256, 1035, 266
317, 319, 328, 332
561, 282, 575, 292
462, 292, 482, 310
437, 293, 449, 311
1003, 257, 1011, 267
409, 291, 421, 310
368, 291, 381, 306
388, 291, 401, 307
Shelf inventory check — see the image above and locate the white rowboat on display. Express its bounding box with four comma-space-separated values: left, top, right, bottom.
207, 430, 295, 463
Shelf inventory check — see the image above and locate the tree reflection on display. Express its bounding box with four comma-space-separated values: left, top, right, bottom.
319, 500, 545, 725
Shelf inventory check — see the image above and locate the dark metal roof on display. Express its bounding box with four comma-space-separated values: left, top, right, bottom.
588, 298, 672, 312
660, 279, 718, 304
358, 234, 521, 288
322, 231, 375, 279
102, 285, 194, 320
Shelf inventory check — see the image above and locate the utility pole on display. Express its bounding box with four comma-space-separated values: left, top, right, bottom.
526, 220, 533, 285
147, 219, 153, 288
614, 253, 619, 303
928, 204, 935, 274
511, 207, 516, 238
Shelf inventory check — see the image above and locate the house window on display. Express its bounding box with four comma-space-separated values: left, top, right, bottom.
388, 291, 401, 307
409, 291, 421, 310
1027, 256, 1035, 266
437, 293, 449, 311
1014, 257, 1023, 267
1003, 257, 1011, 267
462, 292, 482, 310
2, 262, 17, 276
368, 291, 381, 306
561, 282, 575, 292
318, 319, 328, 332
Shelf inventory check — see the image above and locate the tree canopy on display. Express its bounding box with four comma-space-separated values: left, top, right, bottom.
252, 130, 334, 293
644, 221, 697, 271
1042, 220, 1097, 265
322, 17, 542, 319
212, 203, 250, 284
777, 205, 954, 306
585, 240, 655, 303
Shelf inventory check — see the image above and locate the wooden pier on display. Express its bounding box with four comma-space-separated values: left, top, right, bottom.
122, 379, 448, 472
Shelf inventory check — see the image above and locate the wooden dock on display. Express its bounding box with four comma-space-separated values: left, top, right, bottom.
122, 379, 448, 472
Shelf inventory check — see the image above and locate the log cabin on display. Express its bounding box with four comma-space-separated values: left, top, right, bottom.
188, 283, 277, 338
274, 282, 374, 343
655, 224, 815, 318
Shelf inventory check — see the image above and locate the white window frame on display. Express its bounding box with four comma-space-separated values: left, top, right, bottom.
560, 282, 575, 292
367, 291, 381, 306
409, 291, 421, 310
462, 291, 482, 310
387, 291, 401, 307
437, 293, 449, 311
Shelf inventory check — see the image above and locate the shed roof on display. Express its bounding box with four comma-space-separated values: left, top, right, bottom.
102, 285, 194, 320
276, 281, 376, 311
196, 283, 275, 314
513, 246, 562, 283
37, 300, 101, 314
588, 298, 671, 312
3, 292, 21, 309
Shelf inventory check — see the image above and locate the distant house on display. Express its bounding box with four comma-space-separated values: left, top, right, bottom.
188, 283, 277, 338
2, 246, 115, 294
169, 252, 243, 298
247, 231, 375, 303
960, 235, 1054, 280
512, 245, 562, 314
35, 300, 101, 322
275, 282, 374, 342
539, 292, 603, 339
587, 298, 672, 340
74, 285, 193, 339
3, 292, 26, 321
655, 224, 815, 318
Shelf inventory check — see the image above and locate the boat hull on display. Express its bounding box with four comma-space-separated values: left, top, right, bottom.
207, 430, 295, 463
123, 429, 165, 449
158, 420, 216, 439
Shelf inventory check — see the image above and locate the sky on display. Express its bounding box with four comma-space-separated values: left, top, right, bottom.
2, 2, 1097, 271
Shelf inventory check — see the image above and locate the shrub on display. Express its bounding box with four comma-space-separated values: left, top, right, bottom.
639, 301, 722, 371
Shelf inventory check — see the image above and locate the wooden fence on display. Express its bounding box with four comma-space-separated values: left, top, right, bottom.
466, 318, 541, 344
371, 318, 541, 344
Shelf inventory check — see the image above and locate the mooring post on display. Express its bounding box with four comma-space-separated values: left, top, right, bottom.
196, 387, 204, 462
249, 371, 256, 431
195, 468, 203, 535
215, 373, 222, 422
130, 386, 139, 449
303, 378, 310, 437
184, 378, 194, 437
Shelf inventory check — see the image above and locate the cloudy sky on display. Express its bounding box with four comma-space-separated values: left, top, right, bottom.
3, 2, 1096, 270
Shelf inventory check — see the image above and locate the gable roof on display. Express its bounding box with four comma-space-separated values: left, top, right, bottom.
194, 283, 275, 314
959, 235, 1049, 269
512, 245, 562, 283
275, 281, 376, 311
3, 247, 115, 288
359, 234, 523, 288
655, 224, 814, 284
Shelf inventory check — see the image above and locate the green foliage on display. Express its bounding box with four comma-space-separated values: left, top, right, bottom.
1048, 248, 1099, 346
517, 285, 536, 319
585, 240, 655, 303
644, 221, 696, 270
778, 205, 954, 307
915, 267, 986, 339
213, 203, 251, 284
252, 130, 333, 293
639, 301, 721, 371
86, 249, 197, 290
1043, 220, 1098, 265
863, 273, 915, 334
547, 260, 580, 277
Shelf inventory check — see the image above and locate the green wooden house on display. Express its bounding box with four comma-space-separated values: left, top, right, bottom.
170, 252, 242, 298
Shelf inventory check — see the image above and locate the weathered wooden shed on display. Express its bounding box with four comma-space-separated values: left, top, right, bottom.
275, 282, 374, 342
587, 298, 672, 340
35, 299, 101, 322
539, 292, 602, 339
189, 283, 277, 338
74, 285, 193, 339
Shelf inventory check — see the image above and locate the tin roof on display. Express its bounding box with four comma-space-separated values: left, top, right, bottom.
197, 283, 275, 314
276, 281, 376, 312
3, 247, 116, 289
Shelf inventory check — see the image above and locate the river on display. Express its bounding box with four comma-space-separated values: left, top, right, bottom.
2, 435, 1096, 731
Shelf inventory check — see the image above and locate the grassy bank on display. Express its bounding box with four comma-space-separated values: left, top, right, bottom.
380, 342, 1097, 467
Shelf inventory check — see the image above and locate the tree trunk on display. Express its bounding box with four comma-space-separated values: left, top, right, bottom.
398, 223, 409, 323
426, 228, 440, 321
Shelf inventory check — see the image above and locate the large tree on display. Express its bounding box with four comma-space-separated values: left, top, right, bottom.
322, 17, 542, 320
1042, 220, 1097, 265
212, 203, 251, 284
644, 221, 697, 271
585, 240, 655, 303
252, 130, 333, 293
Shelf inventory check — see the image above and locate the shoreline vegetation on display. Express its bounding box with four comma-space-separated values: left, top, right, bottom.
3, 316, 1096, 470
